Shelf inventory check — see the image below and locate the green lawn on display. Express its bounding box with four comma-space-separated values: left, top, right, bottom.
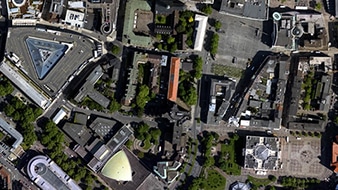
212, 64, 244, 78
248, 175, 274, 187
220, 138, 241, 175
155, 15, 167, 24
205, 169, 226, 190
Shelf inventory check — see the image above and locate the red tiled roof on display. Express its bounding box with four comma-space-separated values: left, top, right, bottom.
167, 57, 180, 102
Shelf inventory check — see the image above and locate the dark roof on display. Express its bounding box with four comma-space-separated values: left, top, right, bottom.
63, 122, 92, 146
106, 124, 133, 153
73, 112, 88, 125
155, 0, 185, 15
89, 117, 120, 140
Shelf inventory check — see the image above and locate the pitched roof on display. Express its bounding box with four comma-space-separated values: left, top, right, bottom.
167, 57, 180, 102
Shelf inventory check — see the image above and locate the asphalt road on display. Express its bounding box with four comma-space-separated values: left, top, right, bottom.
0, 156, 38, 190
6, 26, 96, 97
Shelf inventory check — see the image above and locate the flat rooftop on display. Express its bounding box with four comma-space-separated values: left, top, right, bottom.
5, 26, 96, 97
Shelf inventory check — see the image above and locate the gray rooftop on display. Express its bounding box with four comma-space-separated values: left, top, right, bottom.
62, 122, 92, 146
35, 163, 70, 190
25, 37, 68, 79
0, 117, 23, 150
89, 117, 119, 140
107, 124, 133, 153
207, 77, 236, 124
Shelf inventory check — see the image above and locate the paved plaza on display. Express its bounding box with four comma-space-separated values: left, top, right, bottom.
278, 137, 332, 179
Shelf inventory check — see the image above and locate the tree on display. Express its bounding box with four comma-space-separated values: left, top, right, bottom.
111, 44, 121, 55
0, 79, 14, 97
315, 2, 322, 10
150, 128, 161, 144
210, 33, 219, 56
170, 43, 178, 53
201, 5, 212, 15
193, 56, 203, 79
108, 99, 121, 113
214, 20, 222, 31
136, 85, 150, 109
4, 104, 15, 116
167, 36, 176, 44
204, 156, 215, 167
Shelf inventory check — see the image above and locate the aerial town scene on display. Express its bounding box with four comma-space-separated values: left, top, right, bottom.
1, 0, 338, 189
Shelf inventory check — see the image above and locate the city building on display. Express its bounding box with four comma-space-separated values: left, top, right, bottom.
272, 10, 327, 51
63, 10, 85, 28
154, 0, 185, 35
167, 57, 180, 102
193, 14, 208, 51
100, 147, 164, 190
63, 122, 93, 147
219, 0, 268, 20
27, 155, 81, 190
74, 65, 111, 108
101, 150, 132, 181
0, 61, 51, 109
0, 166, 12, 190
52, 107, 68, 124
207, 77, 236, 125
122, 51, 168, 106
230, 181, 251, 190
89, 117, 122, 140
0, 116, 23, 152
106, 123, 133, 153
153, 160, 181, 184
239, 55, 289, 130
331, 136, 338, 173
122, 0, 152, 47
243, 136, 281, 173
6, 0, 44, 20
282, 53, 331, 132
25, 37, 68, 79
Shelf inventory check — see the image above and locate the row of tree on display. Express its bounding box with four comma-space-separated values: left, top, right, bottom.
3, 96, 42, 149
0, 77, 14, 97
40, 120, 101, 189
280, 176, 320, 189
210, 33, 219, 56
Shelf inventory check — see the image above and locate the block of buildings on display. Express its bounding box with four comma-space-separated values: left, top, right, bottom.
0, 117, 23, 152
74, 65, 110, 108
27, 155, 81, 190
244, 136, 280, 173
283, 53, 331, 131
122, 0, 153, 47
153, 161, 181, 184
219, 0, 268, 20
239, 55, 289, 130
272, 10, 327, 51
207, 77, 236, 125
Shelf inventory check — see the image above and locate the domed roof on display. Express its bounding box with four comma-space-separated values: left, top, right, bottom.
12, 0, 26, 7
101, 150, 132, 181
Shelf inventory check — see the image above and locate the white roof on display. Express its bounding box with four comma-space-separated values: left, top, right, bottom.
240, 120, 250, 126
193, 14, 208, 51
64, 10, 84, 28
52, 108, 67, 124
68, 1, 85, 9
0, 61, 51, 109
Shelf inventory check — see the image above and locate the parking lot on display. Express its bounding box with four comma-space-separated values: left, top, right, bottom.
6, 26, 97, 97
